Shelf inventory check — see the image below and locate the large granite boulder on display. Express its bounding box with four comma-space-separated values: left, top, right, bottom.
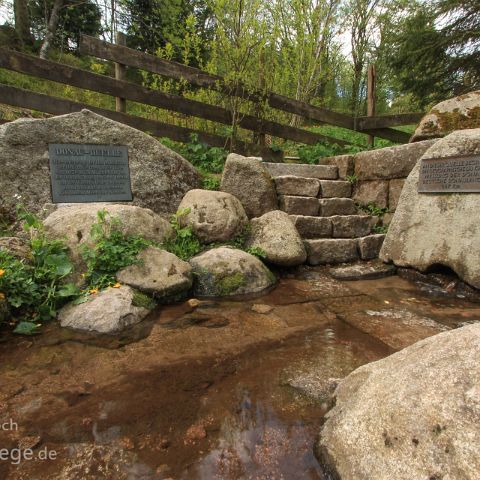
380, 129, 480, 288
189, 247, 276, 297
116, 246, 192, 299
0, 110, 201, 217
411, 90, 480, 142
220, 153, 278, 218
247, 210, 306, 266
177, 189, 248, 243
58, 285, 151, 334
44, 204, 173, 277
316, 323, 480, 480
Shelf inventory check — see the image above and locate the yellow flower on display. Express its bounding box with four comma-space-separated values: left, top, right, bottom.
112, 283, 121, 288
0, 269, 5, 277
89, 288, 99, 295
0, 292, 5, 300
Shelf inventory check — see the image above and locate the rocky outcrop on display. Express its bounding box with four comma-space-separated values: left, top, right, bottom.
58, 286, 151, 333
380, 129, 480, 289
44, 204, 173, 277
189, 247, 276, 297
0, 110, 201, 217
316, 323, 480, 480
247, 210, 306, 266
411, 90, 480, 142
177, 189, 248, 243
220, 154, 278, 218
116, 246, 192, 300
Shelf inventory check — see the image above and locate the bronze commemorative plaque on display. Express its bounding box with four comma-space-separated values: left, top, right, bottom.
49, 144, 133, 203
418, 154, 480, 193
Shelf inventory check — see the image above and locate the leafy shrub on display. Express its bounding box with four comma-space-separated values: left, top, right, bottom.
0, 208, 79, 334
81, 210, 151, 291
161, 208, 203, 260
201, 174, 221, 190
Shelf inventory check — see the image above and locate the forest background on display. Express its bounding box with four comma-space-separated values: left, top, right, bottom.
0, 0, 479, 160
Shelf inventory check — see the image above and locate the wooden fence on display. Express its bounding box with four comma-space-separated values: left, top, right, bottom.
0, 36, 424, 156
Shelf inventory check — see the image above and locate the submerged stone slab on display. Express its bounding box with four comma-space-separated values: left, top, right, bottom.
330, 261, 396, 281
316, 323, 480, 480
318, 198, 357, 216
264, 162, 338, 179
289, 215, 332, 238
304, 239, 358, 265
279, 195, 319, 216
273, 176, 320, 197
380, 129, 480, 289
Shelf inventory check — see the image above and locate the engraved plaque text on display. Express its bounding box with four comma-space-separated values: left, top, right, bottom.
49, 144, 133, 203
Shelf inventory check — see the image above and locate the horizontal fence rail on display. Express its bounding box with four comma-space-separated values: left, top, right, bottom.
0, 48, 351, 147
0, 38, 423, 150
80, 35, 419, 143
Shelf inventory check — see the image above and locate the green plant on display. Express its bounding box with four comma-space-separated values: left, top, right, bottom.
373, 224, 389, 234
132, 290, 157, 310
346, 174, 358, 185
357, 202, 389, 217
245, 246, 267, 259
161, 208, 203, 261
0, 208, 79, 334
201, 174, 221, 191
81, 210, 151, 291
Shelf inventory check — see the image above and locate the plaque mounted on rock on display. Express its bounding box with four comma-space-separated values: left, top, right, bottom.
418, 154, 480, 193
49, 144, 133, 203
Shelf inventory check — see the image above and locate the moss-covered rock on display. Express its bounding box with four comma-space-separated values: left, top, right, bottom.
189, 247, 276, 297
411, 90, 480, 142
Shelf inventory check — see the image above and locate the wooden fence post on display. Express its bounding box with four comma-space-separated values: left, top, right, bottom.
115, 32, 127, 113
367, 64, 376, 148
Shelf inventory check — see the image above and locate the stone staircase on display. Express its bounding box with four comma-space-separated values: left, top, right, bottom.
264, 162, 386, 265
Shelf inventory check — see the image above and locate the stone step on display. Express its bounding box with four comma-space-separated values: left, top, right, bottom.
279, 195, 319, 216
304, 234, 386, 265
273, 176, 352, 198
318, 198, 357, 216
319, 180, 352, 198
274, 176, 320, 197
264, 162, 338, 180
291, 215, 377, 239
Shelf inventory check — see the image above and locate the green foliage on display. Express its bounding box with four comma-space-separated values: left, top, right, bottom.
373, 224, 389, 234
201, 174, 221, 191
161, 208, 203, 261
0, 208, 79, 333
357, 202, 389, 217
132, 290, 157, 310
346, 174, 358, 184
245, 246, 267, 259
81, 210, 151, 291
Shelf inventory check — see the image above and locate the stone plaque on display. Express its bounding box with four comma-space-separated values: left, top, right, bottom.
49, 144, 133, 203
418, 154, 480, 193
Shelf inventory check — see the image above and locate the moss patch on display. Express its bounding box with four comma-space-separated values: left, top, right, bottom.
216, 271, 246, 296
425, 106, 480, 134
132, 290, 157, 310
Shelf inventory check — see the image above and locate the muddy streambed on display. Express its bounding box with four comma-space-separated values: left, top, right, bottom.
1, 268, 479, 479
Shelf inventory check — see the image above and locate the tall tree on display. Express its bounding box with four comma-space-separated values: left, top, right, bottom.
14, 0, 33, 45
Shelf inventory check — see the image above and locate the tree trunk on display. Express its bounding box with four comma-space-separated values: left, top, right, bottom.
39, 0, 64, 59
14, 0, 32, 46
